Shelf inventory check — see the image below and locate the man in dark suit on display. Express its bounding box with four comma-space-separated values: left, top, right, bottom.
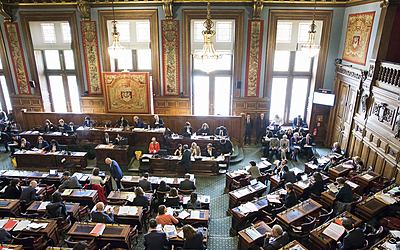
179, 145, 191, 173
20, 180, 42, 203
58, 119, 68, 132
134, 116, 146, 128
58, 171, 82, 191
182, 122, 193, 138
280, 183, 297, 208
301, 133, 314, 160
144, 218, 169, 250
113, 134, 126, 145
220, 139, 233, 168
152, 114, 164, 128
292, 115, 303, 130
280, 165, 296, 186
256, 113, 268, 145
244, 114, 253, 145
91, 202, 114, 223
35, 136, 49, 151
105, 158, 124, 190
338, 218, 365, 250
0, 132, 11, 152
205, 143, 217, 158
67, 122, 77, 135
214, 126, 229, 138
260, 225, 290, 250
9, 134, 21, 155
139, 172, 152, 191
179, 173, 196, 190
102, 132, 113, 144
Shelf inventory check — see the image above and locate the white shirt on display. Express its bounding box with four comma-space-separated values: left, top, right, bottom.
90, 176, 105, 185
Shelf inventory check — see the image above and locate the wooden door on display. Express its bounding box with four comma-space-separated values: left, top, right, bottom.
332, 81, 350, 149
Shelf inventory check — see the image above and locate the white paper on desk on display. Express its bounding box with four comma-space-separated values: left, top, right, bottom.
236, 188, 250, 197
182, 197, 190, 204
327, 183, 339, 193
383, 242, 397, 250
177, 211, 190, 219
296, 181, 309, 189
377, 194, 397, 205
118, 206, 129, 215
127, 194, 135, 202
362, 174, 374, 180
165, 178, 174, 184
164, 225, 177, 238
322, 223, 345, 241
38, 202, 50, 210
190, 210, 200, 219
142, 154, 153, 158
27, 223, 48, 230
122, 176, 132, 181
0, 219, 8, 228
346, 181, 358, 189
177, 230, 184, 238
267, 195, 281, 203
307, 164, 318, 170
289, 245, 306, 250
73, 173, 83, 180
239, 202, 258, 214
13, 220, 30, 231
0, 186, 6, 193
390, 230, 400, 238
62, 189, 73, 196
166, 207, 174, 215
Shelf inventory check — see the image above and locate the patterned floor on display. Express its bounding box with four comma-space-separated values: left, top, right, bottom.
0, 143, 331, 249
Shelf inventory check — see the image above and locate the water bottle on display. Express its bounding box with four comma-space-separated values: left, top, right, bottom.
180, 205, 183, 212
105, 125, 107, 130
148, 125, 150, 130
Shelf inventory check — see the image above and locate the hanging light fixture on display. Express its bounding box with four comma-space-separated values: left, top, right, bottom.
108, 0, 125, 59
301, 0, 320, 58
193, 2, 222, 73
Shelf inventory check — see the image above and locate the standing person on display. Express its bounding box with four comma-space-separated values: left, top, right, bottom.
301, 133, 314, 161
292, 115, 303, 131
256, 113, 267, 145
179, 145, 191, 173
220, 139, 233, 168
105, 158, 124, 190
244, 114, 253, 145
152, 114, 164, 128
144, 219, 169, 250
280, 135, 289, 161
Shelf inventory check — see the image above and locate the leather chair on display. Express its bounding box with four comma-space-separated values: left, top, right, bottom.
155, 190, 169, 205
78, 205, 91, 221
65, 237, 96, 250
357, 240, 369, 250
231, 176, 250, 190
264, 205, 287, 218
317, 209, 333, 226
351, 195, 363, 213
20, 200, 33, 213
289, 217, 316, 239
11, 234, 47, 250
129, 225, 139, 245
57, 215, 72, 235
178, 189, 194, 195
107, 200, 127, 206
366, 226, 383, 246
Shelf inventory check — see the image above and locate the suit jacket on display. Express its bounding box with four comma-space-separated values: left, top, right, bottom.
281, 191, 297, 208
256, 117, 268, 130
179, 149, 192, 169
58, 123, 68, 132
58, 176, 82, 190
182, 126, 193, 137
308, 181, 324, 196
144, 230, 169, 250
335, 185, 353, 203
183, 231, 205, 250
139, 179, 152, 191
244, 118, 253, 131
116, 119, 128, 128
264, 232, 290, 250
19, 141, 32, 150
109, 160, 124, 181
3, 185, 21, 199
20, 186, 40, 203
153, 118, 164, 128
0, 228, 11, 244
270, 139, 280, 149
281, 171, 296, 185
135, 119, 146, 128
179, 179, 196, 190
91, 211, 114, 223
102, 136, 113, 144
36, 140, 49, 150
214, 127, 229, 137
301, 137, 313, 149
45, 201, 67, 220
199, 128, 210, 136
293, 117, 303, 128
220, 140, 233, 155
340, 228, 365, 250
44, 124, 56, 133
132, 195, 149, 208
82, 120, 93, 128
205, 147, 217, 158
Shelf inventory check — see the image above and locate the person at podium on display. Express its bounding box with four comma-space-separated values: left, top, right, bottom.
152, 114, 164, 128
199, 123, 210, 136
148, 137, 160, 154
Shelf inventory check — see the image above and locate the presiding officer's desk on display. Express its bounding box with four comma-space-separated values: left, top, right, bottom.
165, 135, 221, 155
237, 221, 271, 250
67, 222, 131, 250
14, 150, 87, 170
61, 189, 98, 208
95, 144, 130, 166
277, 199, 322, 230
27, 201, 80, 220
20, 131, 76, 146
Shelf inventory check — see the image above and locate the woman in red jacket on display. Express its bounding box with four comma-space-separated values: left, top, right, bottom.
149, 137, 160, 154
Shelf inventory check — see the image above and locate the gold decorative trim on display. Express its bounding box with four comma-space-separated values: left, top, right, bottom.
77, 0, 90, 21
163, 0, 173, 20
253, 0, 263, 20
0, 3, 12, 22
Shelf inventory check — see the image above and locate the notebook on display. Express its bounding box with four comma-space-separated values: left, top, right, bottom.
90, 223, 105, 236
48, 169, 58, 177
0, 201, 10, 207
322, 223, 345, 241
3, 219, 19, 231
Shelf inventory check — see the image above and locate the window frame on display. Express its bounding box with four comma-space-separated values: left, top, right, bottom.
0, 29, 14, 112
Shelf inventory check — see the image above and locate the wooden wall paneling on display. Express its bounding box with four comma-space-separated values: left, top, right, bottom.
360, 144, 370, 166
153, 97, 190, 115
375, 154, 385, 175
382, 160, 396, 180
80, 96, 105, 113
366, 149, 377, 171
11, 95, 43, 130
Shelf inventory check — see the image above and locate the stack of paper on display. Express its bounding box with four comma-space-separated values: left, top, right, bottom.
322, 223, 345, 241
27, 223, 48, 231
376, 194, 397, 205
388, 187, 400, 195
342, 164, 353, 169
238, 202, 258, 214
390, 230, 400, 238
362, 174, 374, 180
127, 193, 135, 202
267, 195, 281, 203
38, 202, 50, 210
164, 225, 177, 238
122, 176, 133, 181
383, 242, 397, 250
13, 220, 30, 231
245, 228, 262, 240
190, 211, 200, 219
177, 211, 190, 219
296, 181, 309, 189
118, 206, 138, 215
327, 183, 339, 193
235, 188, 250, 197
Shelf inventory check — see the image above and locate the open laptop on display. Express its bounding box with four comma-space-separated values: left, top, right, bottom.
48, 169, 58, 177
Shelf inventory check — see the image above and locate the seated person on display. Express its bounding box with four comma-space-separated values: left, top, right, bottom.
9, 121, 21, 133
157, 180, 171, 192
48, 139, 60, 152
182, 122, 193, 138
290, 132, 301, 161
139, 172, 152, 191
131, 187, 149, 209
102, 132, 113, 144
280, 183, 297, 208
301, 172, 324, 199
134, 116, 146, 128
199, 123, 210, 136
144, 218, 169, 250
259, 225, 289, 250
82, 116, 93, 128
152, 114, 164, 128
113, 134, 126, 145
338, 217, 365, 250
174, 144, 183, 156
318, 156, 338, 173
45, 192, 67, 220
205, 143, 217, 158
58, 171, 82, 191
3, 178, 21, 199
156, 205, 178, 227
148, 137, 160, 154
280, 165, 296, 185
300, 133, 314, 161
19, 138, 31, 150
35, 136, 49, 151
91, 202, 114, 223
164, 188, 180, 208
351, 156, 365, 174
187, 192, 201, 210
270, 114, 282, 131
179, 173, 196, 190
10, 134, 21, 154
280, 135, 289, 161
292, 115, 303, 130
334, 177, 354, 214
190, 142, 201, 157
58, 119, 68, 132
67, 122, 77, 134
214, 126, 229, 138
248, 161, 261, 180
331, 142, 342, 154
0, 228, 11, 244
44, 119, 56, 133
268, 135, 280, 161
263, 127, 273, 140
116, 116, 128, 128
286, 128, 293, 141
277, 130, 286, 140
182, 224, 206, 250
20, 180, 42, 203
90, 167, 105, 185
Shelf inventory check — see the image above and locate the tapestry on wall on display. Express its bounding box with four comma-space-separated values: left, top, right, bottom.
81, 21, 103, 95
161, 20, 180, 96
245, 20, 263, 97
342, 11, 375, 66
103, 72, 150, 114
4, 22, 31, 95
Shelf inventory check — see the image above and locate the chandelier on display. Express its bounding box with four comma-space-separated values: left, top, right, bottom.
301, 0, 320, 58
108, 0, 125, 59
193, 2, 222, 73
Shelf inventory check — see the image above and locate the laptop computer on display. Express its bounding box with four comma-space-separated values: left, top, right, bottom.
48, 169, 58, 177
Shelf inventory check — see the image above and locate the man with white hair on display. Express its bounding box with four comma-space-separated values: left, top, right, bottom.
152, 114, 164, 128
20, 180, 42, 203
91, 202, 114, 223
105, 158, 123, 190
258, 225, 289, 250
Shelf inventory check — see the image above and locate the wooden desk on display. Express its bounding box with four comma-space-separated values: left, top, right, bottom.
95, 144, 131, 166
72, 173, 112, 193
354, 196, 387, 221
61, 189, 98, 208
370, 232, 396, 249
356, 171, 380, 189
0, 245, 23, 250
328, 165, 351, 180
237, 221, 271, 250
320, 182, 360, 209
0, 199, 20, 217
107, 191, 153, 203
310, 211, 363, 250
277, 199, 322, 230
133, 128, 165, 146
20, 131, 76, 146
121, 176, 195, 190
230, 196, 269, 235
279, 240, 308, 250
7, 218, 59, 246
90, 205, 143, 228
228, 182, 267, 209
178, 194, 210, 209
169, 227, 208, 249
14, 151, 87, 170
0, 170, 64, 187
27, 201, 80, 219
174, 209, 209, 227
0, 186, 46, 196
166, 136, 220, 155
293, 173, 329, 198
67, 222, 131, 250
269, 167, 304, 191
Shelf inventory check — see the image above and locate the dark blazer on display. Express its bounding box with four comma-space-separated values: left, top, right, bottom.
36, 140, 49, 150
135, 119, 146, 128
0, 228, 11, 244
214, 127, 229, 137
183, 231, 205, 250
158, 185, 171, 192
281, 171, 296, 185
20, 186, 41, 203
139, 179, 152, 191
256, 117, 268, 130
179, 179, 196, 190
45, 201, 67, 220
220, 140, 233, 155
153, 118, 164, 128
264, 231, 290, 250
67, 125, 77, 133
91, 211, 114, 223
300, 137, 313, 149
47, 142, 61, 152
308, 181, 324, 196
264, 131, 273, 138
331, 146, 342, 154
3, 185, 21, 199
339, 228, 365, 250
102, 136, 113, 144
109, 160, 124, 181
293, 117, 303, 128
132, 195, 149, 208
336, 185, 353, 203
82, 120, 93, 127
116, 119, 128, 128
281, 191, 297, 208
244, 118, 253, 131
144, 230, 169, 250
44, 123, 56, 133
19, 141, 32, 150
113, 136, 126, 146
179, 149, 192, 170
182, 126, 193, 138
58, 123, 68, 132
165, 197, 180, 208
205, 147, 217, 158
199, 128, 210, 136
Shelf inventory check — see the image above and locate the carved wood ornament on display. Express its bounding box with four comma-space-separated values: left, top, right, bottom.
253, 0, 263, 20
373, 102, 394, 123
77, 0, 90, 21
